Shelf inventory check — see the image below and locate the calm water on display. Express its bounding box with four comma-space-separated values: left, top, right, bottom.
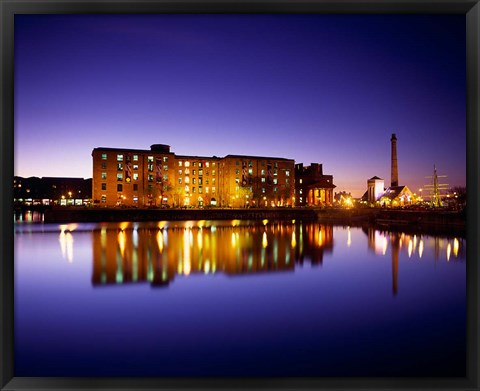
14, 219, 466, 377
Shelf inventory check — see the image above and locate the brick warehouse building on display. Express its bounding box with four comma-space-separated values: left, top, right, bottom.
92, 144, 334, 208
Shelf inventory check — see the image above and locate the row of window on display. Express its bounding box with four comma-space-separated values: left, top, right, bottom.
178, 168, 215, 176
183, 185, 215, 194
102, 183, 169, 192
178, 161, 214, 168
178, 177, 215, 185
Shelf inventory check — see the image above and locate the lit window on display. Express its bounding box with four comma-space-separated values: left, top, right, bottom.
199, 169, 203, 176
101, 153, 107, 160
212, 170, 216, 176
185, 168, 190, 175
185, 161, 190, 167
192, 187, 196, 193
133, 173, 139, 181
273, 179, 278, 185
192, 170, 196, 175
133, 164, 138, 170
262, 188, 265, 193
212, 178, 216, 184
163, 165, 168, 171
101, 172, 107, 180
286, 170, 290, 177
299, 179, 303, 184
117, 163, 123, 171
147, 156, 153, 162
147, 174, 153, 182
192, 178, 196, 185
198, 178, 203, 185
148, 164, 154, 172
163, 175, 168, 181
101, 183, 106, 190
163, 156, 168, 162
205, 179, 209, 185
178, 178, 182, 184
261, 178, 266, 183
205, 162, 210, 168
248, 168, 253, 175
198, 187, 203, 194
274, 187, 277, 192
300, 197, 303, 203
101, 195, 106, 203
178, 161, 183, 167
178, 169, 183, 175
212, 186, 216, 193
300, 189, 303, 194
117, 173, 123, 181
274, 169, 278, 176
212, 162, 216, 167
199, 162, 203, 168
185, 185, 190, 192
193, 162, 196, 167
206, 187, 209, 193
261, 169, 266, 175
235, 169, 240, 175
117, 154, 124, 161
274, 162, 278, 168
117, 184, 123, 192
133, 196, 138, 202
235, 178, 240, 184
248, 161, 252, 167
185, 177, 190, 184
133, 155, 138, 161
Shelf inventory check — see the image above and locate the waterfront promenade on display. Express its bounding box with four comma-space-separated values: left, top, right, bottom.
41, 207, 465, 235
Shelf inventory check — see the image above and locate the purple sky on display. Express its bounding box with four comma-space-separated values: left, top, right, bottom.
14, 14, 466, 197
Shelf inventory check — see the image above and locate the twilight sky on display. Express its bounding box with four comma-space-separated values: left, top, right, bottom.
14, 14, 466, 197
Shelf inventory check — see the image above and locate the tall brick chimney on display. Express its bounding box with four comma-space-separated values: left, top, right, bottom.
391, 133, 398, 187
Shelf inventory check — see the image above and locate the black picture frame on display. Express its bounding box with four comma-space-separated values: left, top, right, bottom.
1, 1, 478, 390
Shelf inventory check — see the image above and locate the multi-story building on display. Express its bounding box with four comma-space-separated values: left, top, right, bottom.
92, 144, 297, 208
92, 144, 175, 207
294, 163, 336, 207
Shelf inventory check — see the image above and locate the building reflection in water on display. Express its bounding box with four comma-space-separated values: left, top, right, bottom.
363, 227, 465, 296
91, 221, 334, 288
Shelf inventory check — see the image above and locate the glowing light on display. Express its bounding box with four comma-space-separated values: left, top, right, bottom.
453, 238, 459, 257
231, 219, 241, 227
156, 230, 164, 252
204, 260, 210, 274
262, 232, 268, 248
262, 219, 268, 226
231, 232, 237, 247
413, 235, 417, 253
347, 226, 351, 247
382, 236, 388, 255
419, 240, 424, 258
117, 230, 126, 257
197, 230, 203, 250
446, 243, 451, 261
120, 222, 129, 231
183, 229, 191, 276
291, 232, 297, 248
408, 240, 413, 258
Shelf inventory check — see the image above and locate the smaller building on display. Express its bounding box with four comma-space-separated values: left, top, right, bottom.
294, 163, 336, 207
362, 176, 415, 207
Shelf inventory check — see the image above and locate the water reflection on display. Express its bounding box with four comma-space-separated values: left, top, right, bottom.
363, 227, 465, 296
92, 222, 334, 287
90, 221, 464, 292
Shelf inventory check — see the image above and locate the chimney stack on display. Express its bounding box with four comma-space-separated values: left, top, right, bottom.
391, 133, 398, 187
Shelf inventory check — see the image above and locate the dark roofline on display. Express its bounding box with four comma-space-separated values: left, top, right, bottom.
174, 155, 222, 160
224, 154, 294, 162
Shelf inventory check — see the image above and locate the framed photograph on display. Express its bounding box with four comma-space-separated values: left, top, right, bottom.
1, 1, 479, 390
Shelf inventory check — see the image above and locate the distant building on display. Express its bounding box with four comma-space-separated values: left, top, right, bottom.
362, 176, 415, 207
92, 144, 296, 208
294, 163, 336, 207
14, 176, 92, 206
